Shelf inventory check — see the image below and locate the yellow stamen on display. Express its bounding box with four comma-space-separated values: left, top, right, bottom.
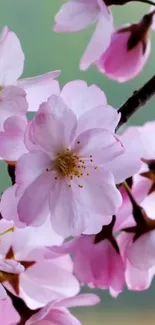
0, 227, 14, 237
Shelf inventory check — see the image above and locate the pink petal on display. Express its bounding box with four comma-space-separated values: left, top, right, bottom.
125, 261, 155, 291
80, 12, 113, 70
0, 259, 24, 274
29, 217, 63, 247
0, 86, 28, 131
104, 127, 142, 184
54, 0, 99, 32
61, 81, 107, 118
0, 115, 27, 160
77, 104, 120, 136
127, 231, 155, 270
55, 293, 100, 308
26, 307, 81, 325
30, 95, 77, 154
0, 26, 24, 86
73, 128, 124, 164
18, 72, 60, 112
49, 180, 87, 237
0, 284, 7, 300
16, 151, 51, 189
0, 185, 25, 227
50, 168, 122, 237
0, 296, 20, 323
20, 259, 79, 309
18, 171, 52, 226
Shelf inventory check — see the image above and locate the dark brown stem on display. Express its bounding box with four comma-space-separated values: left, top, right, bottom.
116, 74, 155, 131
6, 289, 39, 325
105, 0, 155, 6
7, 164, 16, 185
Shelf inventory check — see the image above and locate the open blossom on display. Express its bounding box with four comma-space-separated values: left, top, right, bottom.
11, 94, 124, 237
47, 232, 125, 297
0, 81, 141, 236
0, 296, 20, 324
0, 219, 79, 309
26, 294, 100, 325
54, 0, 113, 70
0, 26, 60, 111
96, 11, 154, 82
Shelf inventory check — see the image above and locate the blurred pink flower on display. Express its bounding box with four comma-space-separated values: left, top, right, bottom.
96, 12, 155, 82
0, 296, 20, 324
118, 231, 155, 291
0, 26, 60, 111
26, 294, 100, 325
0, 220, 79, 309
54, 0, 113, 70
47, 233, 125, 297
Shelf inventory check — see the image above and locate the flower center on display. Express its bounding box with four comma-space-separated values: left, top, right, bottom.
53, 149, 81, 178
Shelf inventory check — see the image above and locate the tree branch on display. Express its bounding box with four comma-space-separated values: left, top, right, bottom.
116, 74, 155, 131
6, 289, 39, 325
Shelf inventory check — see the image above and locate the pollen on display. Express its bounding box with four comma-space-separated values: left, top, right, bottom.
53, 149, 81, 178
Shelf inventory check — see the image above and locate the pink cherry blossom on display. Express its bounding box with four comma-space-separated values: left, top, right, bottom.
26, 294, 100, 325
0, 296, 20, 324
0, 219, 79, 309
46, 233, 125, 298
0, 26, 60, 111
118, 232, 155, 291
13, 93, 124, 237
96, 11, 154, 82
54, 0, 113, 70
0, 81, 142, 236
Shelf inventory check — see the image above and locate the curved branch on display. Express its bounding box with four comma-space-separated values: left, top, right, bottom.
116, 74, 155, 131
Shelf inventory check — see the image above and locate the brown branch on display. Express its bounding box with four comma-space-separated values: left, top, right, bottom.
116, 74, 155, 131
6, 289, 39, 325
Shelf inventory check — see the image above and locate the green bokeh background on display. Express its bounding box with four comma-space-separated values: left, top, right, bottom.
0, 0, 155, 323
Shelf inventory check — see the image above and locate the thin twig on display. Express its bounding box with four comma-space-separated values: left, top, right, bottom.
116, 74, 155, 131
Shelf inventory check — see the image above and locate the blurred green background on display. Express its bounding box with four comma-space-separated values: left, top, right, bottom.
0, 0, 155, 323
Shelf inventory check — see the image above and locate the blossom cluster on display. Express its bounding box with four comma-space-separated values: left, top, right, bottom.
0, 0, 155, 324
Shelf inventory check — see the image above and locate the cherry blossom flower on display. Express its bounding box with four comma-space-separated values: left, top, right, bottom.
0, 220, 79, 309
47, 229, 125, 297
54, 0, 113, 70
26, 294, 100, 325
0, 81, 142, 236
96, 11, 155, 82
0, 26, 60, 111
13, 94, 124, 237
0, 296, 20, 324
